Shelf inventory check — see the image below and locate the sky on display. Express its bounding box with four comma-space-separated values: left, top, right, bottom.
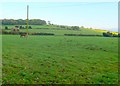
0, 0, 119, 2
0, 1, 118, 32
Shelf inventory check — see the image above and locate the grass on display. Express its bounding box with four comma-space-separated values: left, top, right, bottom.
2, 25, 103, 35
0, 35, 2, 85
20, 29, 102, 35
2, 35, 118, 84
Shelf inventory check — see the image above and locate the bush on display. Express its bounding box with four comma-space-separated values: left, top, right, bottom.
5, 26, 8, 30
19, 32, 27, 35
64, 34, 102, 36
15, 26, 19, 28
19, 26, 25, 29
32, 32, 54, 35
2, 30, 26, 35
60, 26, 66, 28
118, 33, 120, 37
112, 34, 118, 37
71, 26, 80, 30
29, 26, 32, 29
1, 30, 13, 34
103, 32, 113, 37
19, 26, 22, 29
2, 29, 7, 34
0, 29, 2, 34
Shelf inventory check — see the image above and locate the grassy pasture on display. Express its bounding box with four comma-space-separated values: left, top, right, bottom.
20, 29, 102, 35
2, 35, 118, 84
2, 25, 103, 35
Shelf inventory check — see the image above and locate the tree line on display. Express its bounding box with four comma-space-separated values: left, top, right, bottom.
2, 19, 46, 25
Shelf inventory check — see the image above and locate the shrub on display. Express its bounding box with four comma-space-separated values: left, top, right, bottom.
20, 26, 23, 29
118, 33, 120, 37
15, 26, 19, 28
103, 32, 113, 37
29, 26, 32, 29
5, 26, 8, 30
19, 32, 26, 34
60, 26, 66, 28
71, 26, 80, 30
64, 34, 102, 36
32, 32, 54, 35
2, 29, 7, 34
112, 34, 118, 37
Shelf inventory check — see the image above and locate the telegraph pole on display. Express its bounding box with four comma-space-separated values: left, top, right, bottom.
26, 5, 29, 36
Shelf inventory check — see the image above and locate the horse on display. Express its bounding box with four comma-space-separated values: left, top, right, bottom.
20, 33, 28, 37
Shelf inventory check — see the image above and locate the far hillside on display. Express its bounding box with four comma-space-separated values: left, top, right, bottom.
1, 19, 110, 36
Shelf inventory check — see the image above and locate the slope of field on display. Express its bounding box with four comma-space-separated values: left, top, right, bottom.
2, 35, 118, 84
20, 29, 102, 35
2, 25, 103, 35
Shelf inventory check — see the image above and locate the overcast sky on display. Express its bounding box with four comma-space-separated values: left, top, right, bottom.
0, 1, 118, 31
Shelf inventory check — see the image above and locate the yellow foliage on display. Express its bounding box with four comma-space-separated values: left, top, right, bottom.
94, 29, 118, 35
94, 29, 108, 33
111, 32, 118, 35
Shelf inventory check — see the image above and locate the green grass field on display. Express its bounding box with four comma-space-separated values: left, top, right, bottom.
20, 29, 102, 35
2, 25, 103, 35
0, 35, 1, 85
2, 35, 118, 84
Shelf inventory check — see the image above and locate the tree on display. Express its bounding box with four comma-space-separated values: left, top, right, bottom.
48, 21, 51, 25
80, 26, 84, 29
19, 26, 23, 29
71, 26, 80, 30
2, 19, 47, 25
60, 25, 65, 28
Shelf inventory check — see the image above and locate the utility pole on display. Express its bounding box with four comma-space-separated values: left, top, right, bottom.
26, 5, 29, 36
